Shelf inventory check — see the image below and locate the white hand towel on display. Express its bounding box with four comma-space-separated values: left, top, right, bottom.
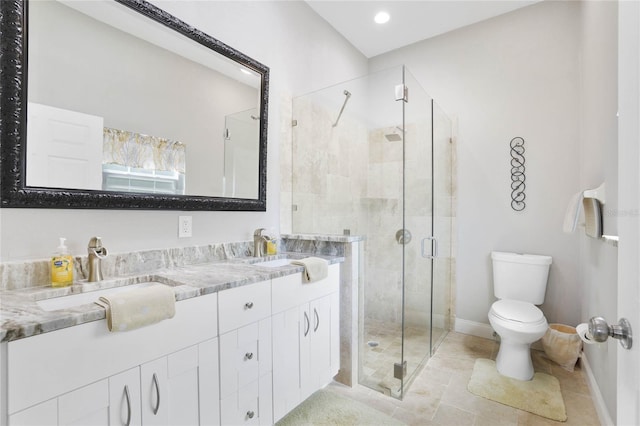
291, 257, 329, 283
96, 284, 176, 332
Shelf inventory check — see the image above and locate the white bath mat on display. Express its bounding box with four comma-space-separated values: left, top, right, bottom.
467, 358, 567, 422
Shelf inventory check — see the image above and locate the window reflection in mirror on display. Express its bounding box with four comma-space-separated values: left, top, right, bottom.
26, 0, 261, 199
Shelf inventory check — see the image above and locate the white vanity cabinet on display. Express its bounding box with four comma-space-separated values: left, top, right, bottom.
271, 264, 340, 423
6, 293, 219, 426
218, 280, 273, 426
5, 261, 343, 426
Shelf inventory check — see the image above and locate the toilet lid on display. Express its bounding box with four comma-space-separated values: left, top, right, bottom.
491, 300, 544, 323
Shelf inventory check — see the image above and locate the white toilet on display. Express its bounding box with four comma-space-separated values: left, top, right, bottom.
488, 251, 552, 381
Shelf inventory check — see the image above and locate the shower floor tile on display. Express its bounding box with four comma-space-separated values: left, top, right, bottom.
361, 318, 445, 397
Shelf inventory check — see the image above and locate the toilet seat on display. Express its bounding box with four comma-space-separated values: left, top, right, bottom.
490, 300, 545, 324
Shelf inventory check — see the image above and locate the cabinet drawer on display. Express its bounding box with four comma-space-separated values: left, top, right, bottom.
220, 374, 272, 426
219, 318, 272, 398
220, 380, 260, 426
272, 263, 340, 313
218, 280, 271, 333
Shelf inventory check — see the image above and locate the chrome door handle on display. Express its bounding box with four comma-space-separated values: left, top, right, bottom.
304, 311, 310, 337
588, 316, 633, 349
314, 308, 320, 332
152, 373, 160, 415
245, 302, 254, 309
245, 352, 254, 360
124, 385, 132, 426
421, 236, 438, 259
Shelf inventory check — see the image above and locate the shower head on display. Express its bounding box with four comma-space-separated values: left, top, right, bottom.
385, 133, 402, 142
343, 90, 352, 98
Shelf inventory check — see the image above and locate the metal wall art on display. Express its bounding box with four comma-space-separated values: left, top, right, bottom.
510, 137, 526, 211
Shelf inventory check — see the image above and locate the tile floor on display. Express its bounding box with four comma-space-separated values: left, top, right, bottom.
329, 331, 601, 425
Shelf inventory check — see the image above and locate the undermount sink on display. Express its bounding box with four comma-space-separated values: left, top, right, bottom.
253, 258, 296, 268
36, 282, 164, 312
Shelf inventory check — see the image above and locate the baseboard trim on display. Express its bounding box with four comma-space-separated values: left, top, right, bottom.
581, 352, 615, 426
454, 318, 495, 340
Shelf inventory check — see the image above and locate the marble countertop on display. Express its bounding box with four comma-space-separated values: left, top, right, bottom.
0, 253, 343, 343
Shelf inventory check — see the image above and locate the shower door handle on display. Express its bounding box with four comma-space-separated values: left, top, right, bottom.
421, 236, 438, 259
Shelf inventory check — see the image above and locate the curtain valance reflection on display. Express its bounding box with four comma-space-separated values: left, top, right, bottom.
103, 127, 186, 173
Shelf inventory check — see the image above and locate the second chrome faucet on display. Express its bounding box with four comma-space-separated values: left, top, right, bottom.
253, 228, 268, 257
87, 237, 108, 282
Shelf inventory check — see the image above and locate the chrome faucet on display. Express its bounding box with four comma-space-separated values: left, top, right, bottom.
87, 237, 108, 282
253, 228, 268, 257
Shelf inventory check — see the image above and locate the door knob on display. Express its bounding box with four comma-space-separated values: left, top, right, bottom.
588, 316, 632, 349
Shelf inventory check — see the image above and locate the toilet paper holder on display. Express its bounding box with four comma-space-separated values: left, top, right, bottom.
588, 316, 633, 349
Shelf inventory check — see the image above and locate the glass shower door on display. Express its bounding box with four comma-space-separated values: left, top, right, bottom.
431, 101, 453, 352
398, 66, 434, 397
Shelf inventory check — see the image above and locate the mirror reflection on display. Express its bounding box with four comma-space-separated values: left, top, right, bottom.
27, 0, 262, 199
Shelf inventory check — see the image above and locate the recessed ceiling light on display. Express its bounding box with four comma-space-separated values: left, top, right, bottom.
374, 11, 390, 24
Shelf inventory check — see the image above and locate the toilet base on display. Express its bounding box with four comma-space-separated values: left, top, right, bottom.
495, 340, 534, 381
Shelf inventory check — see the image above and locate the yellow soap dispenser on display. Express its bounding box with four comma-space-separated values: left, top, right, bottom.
51, 237, 74, 287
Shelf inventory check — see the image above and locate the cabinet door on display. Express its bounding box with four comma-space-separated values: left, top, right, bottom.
330, 290, 341, 377
9, 399, 57, 426
272, 306, 301, 422
310, 295, 332, 389
299, 303, 313, 401
166, 346, 200, 426
300, 294, 333, 400
59, 379, 110, 426
108, 368, 141, 426
140, 357, 168, 426
199, 338, 221, 426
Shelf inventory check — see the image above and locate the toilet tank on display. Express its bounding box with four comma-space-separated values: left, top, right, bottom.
491, 251, 552, 304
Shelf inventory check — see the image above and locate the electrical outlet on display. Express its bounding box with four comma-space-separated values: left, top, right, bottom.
178, 216, 192, 238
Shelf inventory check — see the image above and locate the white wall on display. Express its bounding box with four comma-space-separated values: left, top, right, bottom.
0, 1, 368, 261
370, 1, 582, 326
579, 1, 619, 420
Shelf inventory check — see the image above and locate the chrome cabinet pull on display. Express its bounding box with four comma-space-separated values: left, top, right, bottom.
304, 311, 310, 337
245, 302, 254, 309
245, 352, 254, 360
246, 410, 255, 419
124, 385, 132, 426
152, 373, 161, 415
314, 308, 320, 332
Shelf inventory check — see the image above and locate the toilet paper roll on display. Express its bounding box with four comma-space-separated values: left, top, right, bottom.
577, 323, 597, 345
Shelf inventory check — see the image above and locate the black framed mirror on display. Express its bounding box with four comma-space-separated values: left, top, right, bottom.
0, 0, 269, 210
